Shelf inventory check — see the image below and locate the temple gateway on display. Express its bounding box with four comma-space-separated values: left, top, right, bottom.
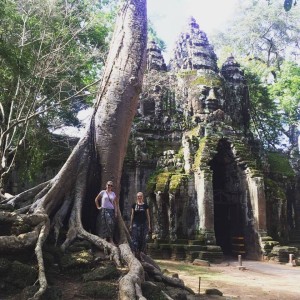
120, 17, 300, 262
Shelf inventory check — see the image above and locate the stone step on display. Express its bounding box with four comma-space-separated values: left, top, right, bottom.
198, 251, 224, 263
147, 242, 225, 263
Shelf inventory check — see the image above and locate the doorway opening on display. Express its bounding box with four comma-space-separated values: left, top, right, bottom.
209, 139, 245, 256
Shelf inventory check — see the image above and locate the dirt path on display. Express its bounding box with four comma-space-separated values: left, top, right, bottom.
156, 259, 300, 299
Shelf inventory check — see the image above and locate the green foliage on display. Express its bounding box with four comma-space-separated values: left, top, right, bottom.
0, 0, 117, 185
242, 61, 282, 147
267, 152, 294, 176
268, 61, 300, 147
148, 19, 166, 52
212, 0, 300, 68
211, 1, 300, 151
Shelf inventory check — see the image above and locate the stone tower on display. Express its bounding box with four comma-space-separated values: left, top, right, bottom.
121, 18, 299, 262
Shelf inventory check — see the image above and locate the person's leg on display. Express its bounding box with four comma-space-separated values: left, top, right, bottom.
140, 223, 149, 255
131, 223, 139, 258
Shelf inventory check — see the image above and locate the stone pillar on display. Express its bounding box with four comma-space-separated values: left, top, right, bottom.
246, 174, 267, 232
155, 191, 168, 240
169, 193, 177, 241
246, 173, 268, 259
195, 169, 216, 244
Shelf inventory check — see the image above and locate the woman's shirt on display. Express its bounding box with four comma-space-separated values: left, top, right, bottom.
132, 203, 149, 224
99, 190, 116, 209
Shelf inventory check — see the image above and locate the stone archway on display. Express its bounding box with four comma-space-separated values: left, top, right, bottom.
209, 139, 246, 256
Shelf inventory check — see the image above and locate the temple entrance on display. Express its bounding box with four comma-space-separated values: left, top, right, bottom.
209, 139, 245, 256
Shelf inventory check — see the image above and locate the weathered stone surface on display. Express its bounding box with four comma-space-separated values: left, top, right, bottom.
82, 262, 121, 282
192, 259, 210, 267
60, 250, 94, 271
122, 16, 299, 263
205, 288, 223, 296
147, 40, 167, 71
81, 281, 117, 298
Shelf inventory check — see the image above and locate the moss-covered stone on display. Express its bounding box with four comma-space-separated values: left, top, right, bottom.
155, 172, 171, 193
192, 74, 222, 87
192, 136, 206, 170
82, 262, 121, 282
20, 285, 63, 300
177, 70, 197, 78
81, 281, 117, 298
141, 281, 170, 300
68, 240, 93, 252
6, 260, 38, 289
60, 250, 94, 272
0, 257, 11, 274
169, 174, 188, 193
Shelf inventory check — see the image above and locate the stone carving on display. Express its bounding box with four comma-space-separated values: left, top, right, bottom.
121, 17, 299, 262
147, 40, 167, 72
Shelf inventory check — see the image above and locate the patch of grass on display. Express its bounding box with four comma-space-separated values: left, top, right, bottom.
156, 260, 221, 279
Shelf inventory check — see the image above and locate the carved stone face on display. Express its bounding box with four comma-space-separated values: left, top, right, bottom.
192, 85, 223, 118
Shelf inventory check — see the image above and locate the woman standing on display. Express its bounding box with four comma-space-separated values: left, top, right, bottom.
95, 181, 118, 244
130, 192, 151, 259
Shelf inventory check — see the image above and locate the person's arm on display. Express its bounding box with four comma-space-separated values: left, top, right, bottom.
129, 208, 134, 231
146, 208, 151, 232
95, 192, 102, 210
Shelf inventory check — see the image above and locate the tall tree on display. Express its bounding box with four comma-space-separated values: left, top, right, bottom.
211, 0, 300, 150
268, 61, 300, 151
212, 0, 300, 68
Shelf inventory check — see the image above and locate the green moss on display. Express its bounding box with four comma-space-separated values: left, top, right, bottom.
267, 152, 294, 177
146, 169, 163, 193
169, 174, 187, 193
192, 74, 222, 87
232, 140, 262, 174
177, 70, 197, 78
184, 126, 200, 139
82, 263, 120, 282
192, 137, 207, 170
82, 281, 117, 298
175, 147, 184, 160
155, 172, 171, 193
60, 250, 93, 272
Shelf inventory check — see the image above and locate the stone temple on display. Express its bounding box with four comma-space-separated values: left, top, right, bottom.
120, 18, 300, 262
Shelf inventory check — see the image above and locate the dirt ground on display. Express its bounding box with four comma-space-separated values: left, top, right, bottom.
156, 258, 300, 300
5, 257, 300, 299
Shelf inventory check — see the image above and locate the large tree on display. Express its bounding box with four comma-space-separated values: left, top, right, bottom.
211, 0, 300, 151
212, 0, 300, 68
0, 0, 163, 299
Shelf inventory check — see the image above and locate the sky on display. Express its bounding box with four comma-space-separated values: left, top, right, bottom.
147, 0, 238, 62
